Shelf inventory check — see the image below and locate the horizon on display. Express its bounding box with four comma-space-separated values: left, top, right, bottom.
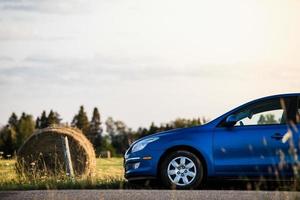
0, 0, 300, 129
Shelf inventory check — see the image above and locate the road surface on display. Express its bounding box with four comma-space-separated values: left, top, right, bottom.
1, 190, 300, 200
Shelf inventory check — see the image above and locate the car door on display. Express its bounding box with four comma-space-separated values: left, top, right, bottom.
296, 96, 300, 163
213, 96, 298, 177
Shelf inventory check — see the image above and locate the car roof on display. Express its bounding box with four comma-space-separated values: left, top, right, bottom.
232, 93, 300, 112
258, 93, 300, 99
251, 93, 300, 103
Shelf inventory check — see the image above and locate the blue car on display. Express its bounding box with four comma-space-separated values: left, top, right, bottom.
124, 93, 300, 189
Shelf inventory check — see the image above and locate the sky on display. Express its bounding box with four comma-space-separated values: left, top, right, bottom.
0, 0, 299, 129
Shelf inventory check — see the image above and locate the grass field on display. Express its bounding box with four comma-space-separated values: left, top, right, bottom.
0, 158, 126, 190
2, 158, 299, 191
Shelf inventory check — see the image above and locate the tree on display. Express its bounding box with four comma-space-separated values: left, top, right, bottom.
105, 117, 131, 155
39, 111, 48, 129
0, 126, 17, 157
113, 121, 131, 155
97, 135, 113, 154
0, 112, 18, 157
171, 118, 204, 129
72, 105, 89, 135
95, 135, 116, 157
258, 114, 278, 125
115, 120, 132, 145
133, 117, 208, 139
88, 107, 103, 149
16, 113, 35, 149
47, 110, 61, 126
148, 122, 159, 135
8, 113, 18, 129
136, 127, 149, 138
105, 117, 116, 139
35, 110, 61, 129
35, 117, 41, 129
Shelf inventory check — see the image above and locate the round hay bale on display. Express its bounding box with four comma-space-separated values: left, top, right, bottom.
16, 126, 96, 178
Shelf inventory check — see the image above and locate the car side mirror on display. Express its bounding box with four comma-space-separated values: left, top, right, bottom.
225, 115, 237, 127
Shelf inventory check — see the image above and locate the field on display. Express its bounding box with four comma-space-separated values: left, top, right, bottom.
2, 157, 299, 191
0, 158, 126, 190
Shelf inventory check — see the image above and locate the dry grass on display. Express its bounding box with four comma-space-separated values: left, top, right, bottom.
0, 159, 15, 183
1, 157, 299, 191
0, 158, 125, 190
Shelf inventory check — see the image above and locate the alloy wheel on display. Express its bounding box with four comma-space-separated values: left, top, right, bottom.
167, 156, 197, 186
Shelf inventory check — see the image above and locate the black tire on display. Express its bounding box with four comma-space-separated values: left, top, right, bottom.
160, 150, 204, 189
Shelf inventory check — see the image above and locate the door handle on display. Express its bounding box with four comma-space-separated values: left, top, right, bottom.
271, 133, 283, 140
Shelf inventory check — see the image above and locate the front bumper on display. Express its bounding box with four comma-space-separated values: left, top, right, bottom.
124, 150, 163, 180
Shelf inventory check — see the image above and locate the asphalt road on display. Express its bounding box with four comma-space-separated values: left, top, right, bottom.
1, 190, 300, 200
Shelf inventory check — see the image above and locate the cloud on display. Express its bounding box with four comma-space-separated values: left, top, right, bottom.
22, 54, 215, 80
0, 0, 92, 14
24, 55, 71, 64
0, 54, 207, 87
0, 54, 254, 90
0, 34, 72, 41
2, 55, 275, 84
0, 56, 14, 62
2, 52, 299, 91
0, 24, 75, 41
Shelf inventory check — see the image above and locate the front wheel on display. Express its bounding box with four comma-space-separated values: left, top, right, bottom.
160, 150, 204, 189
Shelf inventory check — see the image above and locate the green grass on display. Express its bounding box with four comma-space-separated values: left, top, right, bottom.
0, 158, 127, 190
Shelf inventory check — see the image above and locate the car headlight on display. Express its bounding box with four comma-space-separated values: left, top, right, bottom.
131, 137, 159, 153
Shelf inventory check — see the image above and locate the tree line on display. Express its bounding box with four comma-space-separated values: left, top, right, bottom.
0, 106, 208, 158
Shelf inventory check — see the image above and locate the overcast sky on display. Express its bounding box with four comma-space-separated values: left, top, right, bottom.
0, 0, 299, 129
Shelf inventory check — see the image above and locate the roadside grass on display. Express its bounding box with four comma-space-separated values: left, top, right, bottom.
0, 158, 128, 190
1, 158, 299, 191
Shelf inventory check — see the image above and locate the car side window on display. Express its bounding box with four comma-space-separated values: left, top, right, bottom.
233, 99, 286, 127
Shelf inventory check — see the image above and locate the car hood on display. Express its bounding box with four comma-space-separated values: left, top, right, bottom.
132, 123, 211, 144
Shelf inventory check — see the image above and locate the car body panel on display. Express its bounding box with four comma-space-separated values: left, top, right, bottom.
213, 124, 296, 176
125, 125, 215, 177
124, 93, 300, 181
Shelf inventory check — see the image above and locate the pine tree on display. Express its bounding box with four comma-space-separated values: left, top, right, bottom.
8, 113, 18, 129
89, 107, 103, 148
148, 122, 159, 134
16, 113, 35, 149
47, 110, 61, 126
35, 117, 41, 129
72, 105, 89, 135
40, 111, 48, 129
